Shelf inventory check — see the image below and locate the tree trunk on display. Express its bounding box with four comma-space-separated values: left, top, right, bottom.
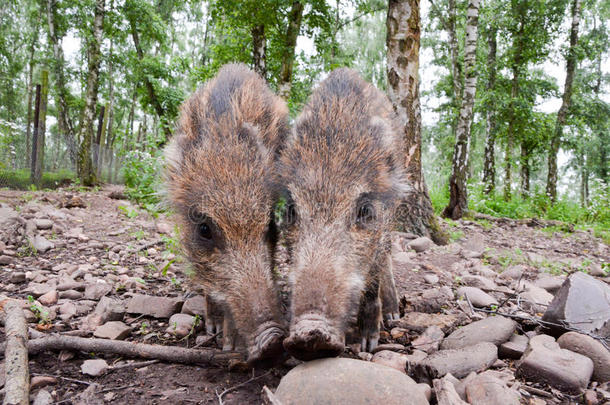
128, 16, 172, 145
252, 24, 267, 79
387, 0, 446, 244
503, 9, 525, 201
25, 33, 37, 170
77, 0, 105, 186
31, 84, 41, 186
442, 0, 480, 220
546, 0, 582, 201
482, 25, 497, 194
448, 0, 462, 111
520, 141, 530, 197
94, 105, 105, 176
31, 71, 49, 188
278, 0, 304, 100
47, 0, 77, 167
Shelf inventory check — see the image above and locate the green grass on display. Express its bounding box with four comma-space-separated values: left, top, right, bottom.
0, 169, 75, 190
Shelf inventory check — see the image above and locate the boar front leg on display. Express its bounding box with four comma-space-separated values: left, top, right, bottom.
357, 275, 382, 353
204, 295, 224, 335
380, 257, 400, 321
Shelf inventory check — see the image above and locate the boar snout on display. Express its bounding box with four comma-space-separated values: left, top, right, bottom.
283, 313, 345, 360
247, 321, 287, 366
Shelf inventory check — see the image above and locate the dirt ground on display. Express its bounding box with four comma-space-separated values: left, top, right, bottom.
0, 186, 608, 404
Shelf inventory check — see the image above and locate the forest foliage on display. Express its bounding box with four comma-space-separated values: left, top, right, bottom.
0, 0, 608, 235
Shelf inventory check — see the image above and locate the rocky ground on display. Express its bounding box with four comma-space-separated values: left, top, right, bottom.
0, 186, 608, 404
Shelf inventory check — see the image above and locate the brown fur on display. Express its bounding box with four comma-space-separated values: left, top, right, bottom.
164, 64, 289, 361
279, 68, 404, 358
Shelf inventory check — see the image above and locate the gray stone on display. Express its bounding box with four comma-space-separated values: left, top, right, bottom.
417, 287, 454, 313
26, 283, 53, 297
394, 312, 463, 334
84, 282, 112, 300
499, 334, 529, 359
557, 331, 610, 383
30, 235, 54, 253
393, 251, 414, 264
275, 358, 429, 405
59, 290, 83, 300
127, 294, 183, 318
499, 265, 525, 280
181, 295, 206, 317
465, 370, 521, 405
38, 290, 58, 306
34, 218, 53, 230
516, 334, 593, 394
542, 272, 610, 338
94, 321, 131, 340
411, 325, 444, 353
0, 255, 13, 265
93, 296, 125, 323
0, 205, 19, 225
441, 316, 517, 350
166, 313, 202, 338
9, 272, 25, 283
534, 275, 565, 293
423, 274, 439, 284
408, 237, 435, 253
33, 389, 53, 405
413, 342, 498, 380
30, 375, 57, 390
520, 285, 554, 314
81, 359, 108, 376
433, 375, 469, 405
456, 286, 498, 308
460, 275, 496, 291
371, 350, 409, 373
462, 233, 486, 256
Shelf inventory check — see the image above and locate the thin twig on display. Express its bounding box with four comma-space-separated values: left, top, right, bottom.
109, 359, 159, 371
95, 385, 132, 394
216, 370, 272, 405
192, 331, 222, 349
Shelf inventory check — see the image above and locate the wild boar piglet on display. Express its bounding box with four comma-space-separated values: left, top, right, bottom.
279, 68, 404, 360
165, 63, 289, 365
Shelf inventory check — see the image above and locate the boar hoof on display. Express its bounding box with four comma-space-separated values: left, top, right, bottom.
247, 323, 287, 366
383, 312, 400, 322
284, 315, 345, 360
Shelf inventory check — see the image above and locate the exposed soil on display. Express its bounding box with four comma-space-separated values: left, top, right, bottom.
0, 186, 608, 404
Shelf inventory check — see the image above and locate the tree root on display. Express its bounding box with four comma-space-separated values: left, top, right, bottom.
0, 334, 244, 368
0, 295, 29, 405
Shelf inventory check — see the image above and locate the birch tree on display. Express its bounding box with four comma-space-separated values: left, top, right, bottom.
482, 24, 497, 194
387, 0, 446, 243
77, 0, 105, 185
546, 0, 582, 201
442, 0, 480, 219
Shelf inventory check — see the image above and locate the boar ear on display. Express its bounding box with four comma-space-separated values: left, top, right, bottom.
239, 122, 269, 157
369, 116, 395, 150
164, 136, 182, 172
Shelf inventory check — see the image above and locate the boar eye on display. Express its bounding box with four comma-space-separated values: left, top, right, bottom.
198, 222, 213, 240
356, 202, 375, 226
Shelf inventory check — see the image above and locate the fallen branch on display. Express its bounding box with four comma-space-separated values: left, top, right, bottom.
216, 370, 272, 405
0, 295, 29, 405
0, 334, 243, 368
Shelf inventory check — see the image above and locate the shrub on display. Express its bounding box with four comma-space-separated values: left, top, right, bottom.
121, 150, 164, 211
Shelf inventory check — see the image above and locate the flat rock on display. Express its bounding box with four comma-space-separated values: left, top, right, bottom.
542, 272, 610, 338
456, 286, 498, 308
167, 313, 201, 338
371, 350, 409, 373
9, 272, 26, 283
81, 359, 108, 376
411, 325, 444, 353
499, 334, 529, 359
33, 389, 53, 405
412, 342, 498, 380
181, 295, 206, 317
441, 316, 516, 350
59, 289, 83, 300
38, 290, 58, 306
126, 294, 183, 318
465, 370, 521, 405
30, 235, 54, 253
516, 334, 593, 394
0, 255, 13, 265
93, 321, 131, 340
34, 218, 53, 230
26, 282, 53, 297
534, 275, 565, 293
557, 331, 610, 382
93, 296, 125, 323
84, 282, 112, 300
423, 274, 439, 284
275, 358, 429, 405
393, 312, 462, 334
433, 375, 468, 405
520, 284, 554, 314
408, 237, 434, 253
393, 251, 414, 264
499, 265, 525, 280
460, 275, 496, 291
